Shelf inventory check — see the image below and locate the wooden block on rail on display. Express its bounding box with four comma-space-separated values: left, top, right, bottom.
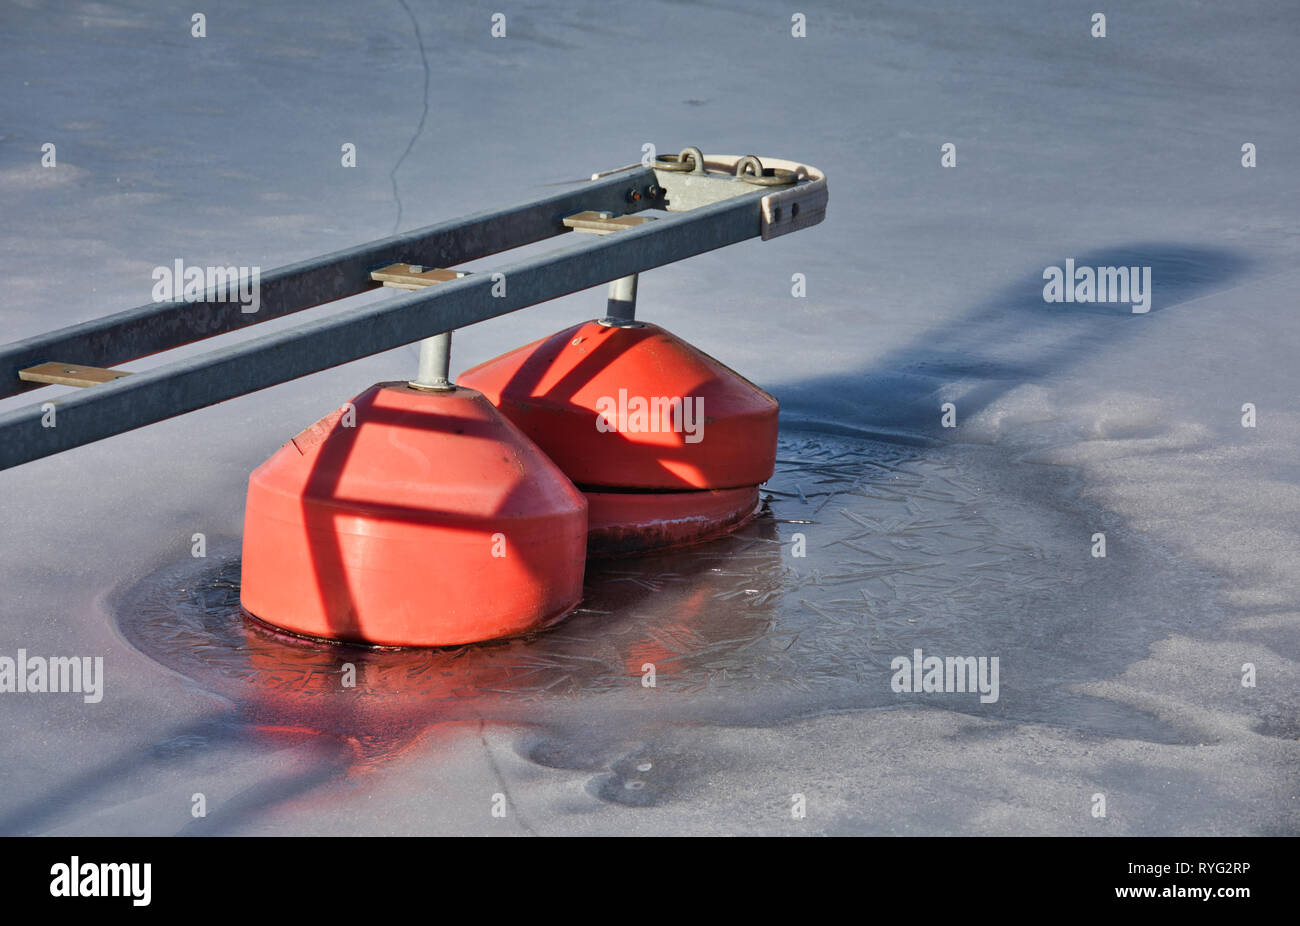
562, 211, 654, 235
370, 264, 466, 290
19, 362, 132, 388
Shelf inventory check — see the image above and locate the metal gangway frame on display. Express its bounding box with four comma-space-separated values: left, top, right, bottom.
0, 149, 827, 471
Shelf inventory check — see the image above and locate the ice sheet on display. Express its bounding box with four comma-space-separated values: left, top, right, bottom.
1, 0, 1296, 834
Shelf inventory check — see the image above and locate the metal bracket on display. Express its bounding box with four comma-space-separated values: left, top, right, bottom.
758, 163, 828, 240
18, 362, 131, 388
650, 154, 827, 239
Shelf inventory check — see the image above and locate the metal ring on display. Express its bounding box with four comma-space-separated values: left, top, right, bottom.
734, 154, 798, 186
734, 155, 764, 178
653, 146, 706, 174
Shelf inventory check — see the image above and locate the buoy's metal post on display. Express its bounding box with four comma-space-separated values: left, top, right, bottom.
603, 274, 638, 324
411, 331, 453, 391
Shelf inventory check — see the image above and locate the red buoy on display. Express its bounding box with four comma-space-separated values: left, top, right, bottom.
458, 319, 777, 555
240, 382, 588, 647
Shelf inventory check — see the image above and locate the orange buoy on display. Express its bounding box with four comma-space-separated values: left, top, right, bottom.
239, 382, 588, 647
457, 319, 777, 555
457, 320, 779, 491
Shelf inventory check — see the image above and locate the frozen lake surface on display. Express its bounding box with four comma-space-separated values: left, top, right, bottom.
1, 0, 1297, 834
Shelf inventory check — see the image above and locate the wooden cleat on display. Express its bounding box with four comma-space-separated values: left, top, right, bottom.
370, 264, 466, 290
562, 211, 654, 235
18, 362, 131, 388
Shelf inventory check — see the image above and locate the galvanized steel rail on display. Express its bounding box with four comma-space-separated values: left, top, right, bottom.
0, 152, 826, 471
0, 168, 657, 400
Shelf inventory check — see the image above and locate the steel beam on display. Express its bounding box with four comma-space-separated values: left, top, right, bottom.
0, 168, 657, 400
0, 186, 773, 470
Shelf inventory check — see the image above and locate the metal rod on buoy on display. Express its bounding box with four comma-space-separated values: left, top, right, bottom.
410, 331, 453, 391
602, 274, 638, 325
